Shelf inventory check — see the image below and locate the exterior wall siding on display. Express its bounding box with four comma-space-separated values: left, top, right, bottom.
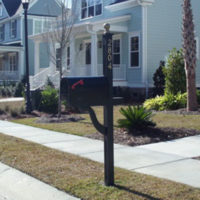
39, 43, 49, 69
147, 0, 200, 87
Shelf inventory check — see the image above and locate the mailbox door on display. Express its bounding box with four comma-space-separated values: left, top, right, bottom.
61, 76, 108, 107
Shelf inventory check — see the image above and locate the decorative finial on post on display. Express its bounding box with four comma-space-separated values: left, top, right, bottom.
104, 23, 110, 33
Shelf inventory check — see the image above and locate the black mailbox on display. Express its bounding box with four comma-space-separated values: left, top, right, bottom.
61, 76, 108, 108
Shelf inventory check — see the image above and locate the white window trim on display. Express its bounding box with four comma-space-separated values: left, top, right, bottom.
0, 3, 3, 17
112, 34, 121, 68
196, 37, 199, 60
9, 53, 18, 72
33, 18, 52, 35
129, 31, 140, 69
0, 24, 4, 41
80, 0, 103, 21
10, 20, 17, 39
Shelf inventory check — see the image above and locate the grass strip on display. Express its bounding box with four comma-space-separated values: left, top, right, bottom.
12, 110, 200, 137
0, 133, 199, 200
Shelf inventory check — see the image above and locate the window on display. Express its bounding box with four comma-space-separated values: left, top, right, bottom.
0, 3, 3, 16
10, 20, 17, 38
113, 39, 120, 66
81, 0, 102, 19
9, 54, 18, 71
67, 46, 70, 69
85, 42, 91, 65
34, 20, 52, 35
43, 20, 52, 32
130, 34, 139, 67
56, 48, 61, 71
0, 57, 4, 71
0, 24, 5, 41
34, 20, 42, 34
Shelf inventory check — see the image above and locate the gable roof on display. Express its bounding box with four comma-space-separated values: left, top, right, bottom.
2, 0, 21, 17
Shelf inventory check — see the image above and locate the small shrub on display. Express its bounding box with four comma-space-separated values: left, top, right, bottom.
39, 86, 58, 113
153, 61, 165, 96
117, 106, 156, 131
19, 106, 25, 114
143, 93, 187, 111
164, 48, 186, 95
5, 105, 10, 112
31, 89, 42, 110
10, 108, 19, 117
14, 82, 25, 97
0, 108, 5, 115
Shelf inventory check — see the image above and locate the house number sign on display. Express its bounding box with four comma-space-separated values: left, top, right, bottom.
107, 39, 112, 70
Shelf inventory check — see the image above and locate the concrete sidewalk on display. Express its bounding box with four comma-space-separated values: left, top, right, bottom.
0, 120, 200, 189
0, 162, 79, 200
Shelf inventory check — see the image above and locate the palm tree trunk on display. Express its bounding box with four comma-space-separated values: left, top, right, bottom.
185, 63, 198, 111
182, 0, 198, 111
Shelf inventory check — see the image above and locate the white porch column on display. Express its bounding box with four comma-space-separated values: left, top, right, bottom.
19, 49, 24, 78
70, 36, 75, 75
91, 33, 98, 76
34, 40, 40, 74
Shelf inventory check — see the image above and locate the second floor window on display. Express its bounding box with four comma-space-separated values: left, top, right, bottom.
81, 0, 102, 19
34, 20, 42, 35
10, 20, 17, 38
0, 3, 3, 17
0, 24, 5, 41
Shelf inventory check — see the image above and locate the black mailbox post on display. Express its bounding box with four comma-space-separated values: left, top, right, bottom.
61, 23, 115, 186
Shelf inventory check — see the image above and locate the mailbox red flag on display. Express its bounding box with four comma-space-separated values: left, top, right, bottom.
71, 80, 84, 90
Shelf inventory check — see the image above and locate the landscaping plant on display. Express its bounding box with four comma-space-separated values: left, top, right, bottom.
164, 48, 186, 95
144, 93, 187, 111
39, 86, 58, 113
153, 60, 165, 96
117, 105, 156, 131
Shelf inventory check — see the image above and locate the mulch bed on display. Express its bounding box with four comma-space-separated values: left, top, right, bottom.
86, 127, 200, 147
36, 115, 84, 123
155, 108, 200, 115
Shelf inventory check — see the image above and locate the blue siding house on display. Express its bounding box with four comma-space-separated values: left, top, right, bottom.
0, 0, 60, 85
3, 0, 200, 95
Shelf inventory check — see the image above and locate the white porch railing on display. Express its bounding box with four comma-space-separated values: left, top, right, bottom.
0, 71, 20, 81
30, 64, 127, 90
30, 67, 52, 90
67, 64, 126, 80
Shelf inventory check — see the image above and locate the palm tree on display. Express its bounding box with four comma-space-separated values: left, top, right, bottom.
182, 0, 198, 111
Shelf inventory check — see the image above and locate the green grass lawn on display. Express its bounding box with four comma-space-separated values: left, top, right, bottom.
0, 133, 199, 200
12, 106, 124, 136
12, 106, 200, 136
